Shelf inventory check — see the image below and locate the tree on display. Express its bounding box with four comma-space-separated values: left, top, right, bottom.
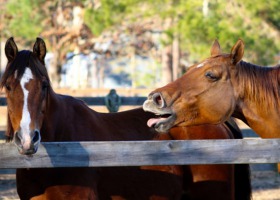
3, 0, 93, 87
4, 0, 43, 40
2, 0, 280, 88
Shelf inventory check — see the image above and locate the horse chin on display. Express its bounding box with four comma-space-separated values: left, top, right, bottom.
15, 143, 39, 155
17, 148, 37, 155
153, 114, 176, 133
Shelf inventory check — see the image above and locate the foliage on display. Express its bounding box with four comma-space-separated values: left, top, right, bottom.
84, 0, 142, 35
171, 0, 280, 65
83, 0, 280, 65
3, 0, 280, 66
4, 0, 44, 40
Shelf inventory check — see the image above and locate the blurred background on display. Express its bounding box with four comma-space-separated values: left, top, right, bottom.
0, 0, 280, 93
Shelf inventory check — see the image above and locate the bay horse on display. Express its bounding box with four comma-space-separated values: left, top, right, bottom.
0, 37, 251, 200
143, 39, 279, 140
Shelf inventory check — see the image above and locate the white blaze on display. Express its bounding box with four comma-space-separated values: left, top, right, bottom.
196, 62, 205, 68
19, 67, 33, 149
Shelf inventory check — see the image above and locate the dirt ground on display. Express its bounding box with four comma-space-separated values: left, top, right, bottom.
0, 170, 279, 200
0, 174, 17, 200
252, 171, 280, 200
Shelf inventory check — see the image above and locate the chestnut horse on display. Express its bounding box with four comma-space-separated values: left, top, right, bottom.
143, 39, 278, 140
0, 37, 250, 200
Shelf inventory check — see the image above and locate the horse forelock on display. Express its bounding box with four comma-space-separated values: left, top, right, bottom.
0, 50, 51, 89
0, 50, 30, 89
236, 61, 280, 110
29, 52, 51, 83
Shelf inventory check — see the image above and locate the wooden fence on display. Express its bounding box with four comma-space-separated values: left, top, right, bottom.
0, 96, 278, 169
0, 97, 147, 106
1, 139, 280, 169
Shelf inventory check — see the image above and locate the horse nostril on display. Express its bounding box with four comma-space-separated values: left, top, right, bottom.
152, 93, 165, 108
15, 131, 23, 140
14, 131, 22, 147
32, 130, 41, 144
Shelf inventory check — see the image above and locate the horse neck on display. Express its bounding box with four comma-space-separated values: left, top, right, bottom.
233, 61, 280, 138
96, 108, 158, 141
40, 89, 62, 141
40, 91, 157, 141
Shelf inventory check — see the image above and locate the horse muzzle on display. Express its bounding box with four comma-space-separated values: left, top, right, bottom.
13, 129, 41, 155
143, 93, 176, 133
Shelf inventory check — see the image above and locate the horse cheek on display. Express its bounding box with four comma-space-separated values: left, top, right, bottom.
197, 84, 234, 124
212, 91, 236, 123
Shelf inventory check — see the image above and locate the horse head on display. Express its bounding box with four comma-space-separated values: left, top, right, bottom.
1, 37, 50, 155
143, 39, 245, 133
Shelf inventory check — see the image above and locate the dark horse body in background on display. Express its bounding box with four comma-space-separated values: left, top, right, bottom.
0, 37, 251, 199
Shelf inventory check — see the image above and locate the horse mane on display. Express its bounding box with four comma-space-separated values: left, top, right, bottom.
236, 60, 280, 110
0, 50, 51, 89
0, 50, 51, 141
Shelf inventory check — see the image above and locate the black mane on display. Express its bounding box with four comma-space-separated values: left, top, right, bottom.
0, 50, 50, 89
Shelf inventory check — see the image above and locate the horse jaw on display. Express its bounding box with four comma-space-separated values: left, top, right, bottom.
143, 99, 176, 133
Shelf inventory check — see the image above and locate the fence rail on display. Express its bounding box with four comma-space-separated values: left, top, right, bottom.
0, 97, 147, 106
0, 97, 275, 170
1, 139, 280, 169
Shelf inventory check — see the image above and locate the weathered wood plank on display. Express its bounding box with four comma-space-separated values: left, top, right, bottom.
0, 97, 146, 106
0, 139, 280, 169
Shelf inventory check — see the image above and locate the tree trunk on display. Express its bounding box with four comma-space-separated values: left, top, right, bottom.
161, 45, 173, 85
161, 18, 173, 86
172, 33, 180, 80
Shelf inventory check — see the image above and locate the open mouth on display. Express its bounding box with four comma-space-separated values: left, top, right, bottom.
147, 113, 174, 129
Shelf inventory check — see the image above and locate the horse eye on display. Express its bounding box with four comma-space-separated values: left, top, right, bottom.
5, 84, 11, 91
205, 71, 219, 81
42, 81, 49, 90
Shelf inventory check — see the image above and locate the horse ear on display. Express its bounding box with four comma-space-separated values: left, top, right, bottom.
230, 39, 244, 64
210, 39, 221, 56
5, 113, 14, 143
5, 37, 18, 62
33, 37, 47, 63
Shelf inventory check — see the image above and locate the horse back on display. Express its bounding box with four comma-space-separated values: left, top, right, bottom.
44, 93, 158, 141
